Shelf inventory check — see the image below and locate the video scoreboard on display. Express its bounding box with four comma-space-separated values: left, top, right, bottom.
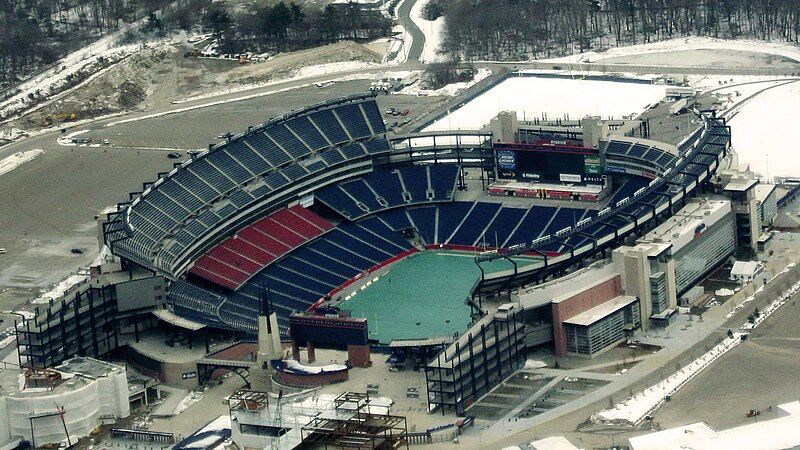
495, 140, 604, 184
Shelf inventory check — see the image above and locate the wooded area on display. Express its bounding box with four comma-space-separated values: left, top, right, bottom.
0, 0, 390, 90
439, 0, 800, 61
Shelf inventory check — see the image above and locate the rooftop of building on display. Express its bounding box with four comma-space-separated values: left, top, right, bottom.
0, 357, 124, 397
754, 183, 777, 202
628, 401, 800, 450
563, 295, 638, 327
636, 198, 731, 251
724, 177, 758, 192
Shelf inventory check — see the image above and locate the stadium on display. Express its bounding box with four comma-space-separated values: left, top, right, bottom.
36, 72, 734, 420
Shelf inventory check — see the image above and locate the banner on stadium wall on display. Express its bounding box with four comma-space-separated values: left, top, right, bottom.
559, 173, 582, 183
584, 155, 602, 174
496, 150, 517, 170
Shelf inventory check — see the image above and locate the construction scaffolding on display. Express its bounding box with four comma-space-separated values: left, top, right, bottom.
300, 393, 409, 449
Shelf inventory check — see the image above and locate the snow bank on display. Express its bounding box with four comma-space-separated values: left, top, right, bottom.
384, 25, 413, 65
543, 36, 800, 65
423, 75, 666, 131
410, 0, 445, 63
294, 61, 377, 78
594, 264, 800, 426
174, 391, 204, 415
283, 359, 348, 374
0, 150, 44, 178
31, 274, 89, 305
592, 333, 745, 426
728, 81, 800, 179
401, 68, 491, 97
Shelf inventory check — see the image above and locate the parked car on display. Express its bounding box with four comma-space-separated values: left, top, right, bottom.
167, 152, 182, 159
401, 109, 411, 116
70, 248, 84, 255
0, 248, 6, 255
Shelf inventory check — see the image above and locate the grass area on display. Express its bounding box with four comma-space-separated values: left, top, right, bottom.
338, 251, 539, 344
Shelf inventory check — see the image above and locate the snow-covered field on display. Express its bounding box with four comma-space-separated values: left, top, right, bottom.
0, 149, 44, 178
543, 36, 800, 65
410, 0, 445, 63
423, 75, 666, 131
727, 80, 800, 179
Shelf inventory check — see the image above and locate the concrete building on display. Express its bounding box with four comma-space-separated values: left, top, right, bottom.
514, 263, 641, 358
0, 358, 129, 449
724, 178, 761, 256
755, 183, 778, 227
613, 199, 735, 327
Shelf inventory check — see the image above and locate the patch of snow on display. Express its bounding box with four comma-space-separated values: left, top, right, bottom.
424, 75, 666, 131
410, 0, 445, 63
174, 391, 204, 415
384, 25, 412, 65
294, 61, 378, 78
402, 68, 491, 97
0, 335, 16, 350
284, 359, 347, 373
0, 150, 45, 178
541, 36, 800, 65
715, 288, 735, 296
31, 274, 89, 305
523, 359, 547, 370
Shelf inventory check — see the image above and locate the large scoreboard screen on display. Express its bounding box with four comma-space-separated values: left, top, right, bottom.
495, 141, 603, 184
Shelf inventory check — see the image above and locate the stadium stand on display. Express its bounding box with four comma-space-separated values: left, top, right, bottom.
105, 91, 729, 339
315, 164, 459, 219
106, 95, 390, 276
188, 205, 333, 290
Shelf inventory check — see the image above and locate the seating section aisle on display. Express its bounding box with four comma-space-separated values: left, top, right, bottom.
188, 205, 333, 290
315, 164, 459, 219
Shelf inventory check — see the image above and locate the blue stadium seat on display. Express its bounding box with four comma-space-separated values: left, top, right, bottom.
448, 202, 501, 246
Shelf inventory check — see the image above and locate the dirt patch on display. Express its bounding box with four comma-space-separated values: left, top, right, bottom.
4, 40, 383, 134
600, 48, 800, 68
222, 41, 381, 85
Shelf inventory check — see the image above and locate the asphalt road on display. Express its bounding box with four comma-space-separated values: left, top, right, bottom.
396, 0, 426, 63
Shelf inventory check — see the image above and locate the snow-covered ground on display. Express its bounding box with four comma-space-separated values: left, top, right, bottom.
383, 25, 413, 65
401, 68, 491, 96
727, 80, 800, 179
423, 74, 666, 131
542, 36, 800, 65
410, 0, 445, 63
0, 149, 44, 178
0, 21, 186, 122
294, 61, 378, 78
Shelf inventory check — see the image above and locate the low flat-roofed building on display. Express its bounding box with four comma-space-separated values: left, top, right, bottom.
629, 401, 800, 450
730, 260, 764, 283
0, 357, 130, 449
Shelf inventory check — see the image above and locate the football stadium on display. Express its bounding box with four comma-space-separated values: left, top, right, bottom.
16, 72, 742, 425
98, 82, 728, 346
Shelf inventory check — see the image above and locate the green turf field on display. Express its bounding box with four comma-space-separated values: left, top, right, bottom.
338, 251, 539, 344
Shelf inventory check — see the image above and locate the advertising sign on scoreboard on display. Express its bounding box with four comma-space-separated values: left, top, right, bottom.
494, 141, 604, 184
